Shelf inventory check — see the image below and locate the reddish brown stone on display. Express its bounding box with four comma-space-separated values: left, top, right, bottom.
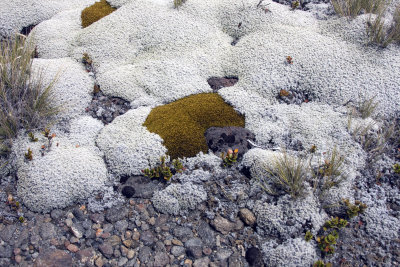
34, 249, 72, 267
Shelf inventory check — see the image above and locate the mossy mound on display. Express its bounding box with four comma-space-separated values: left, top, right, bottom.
81, 0, 116, 28
143, 93, 245, 159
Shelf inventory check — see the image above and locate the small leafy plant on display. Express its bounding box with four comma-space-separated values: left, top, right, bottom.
393, 163, 400, 174
316, 229, 339, 255
323, 216, 348, 230
305, 230, 313, 242
142, 156, 185, 181
291, 0, 300, 10
25, 148, 33, 161
221, 148, 239, 167
174, 0, 186, 9
342, 199, 367, 218
28, 132, 38, 142
313, 259, 332, 267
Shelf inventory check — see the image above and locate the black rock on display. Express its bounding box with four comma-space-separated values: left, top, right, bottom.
121, 186, 135, 198
207, 76, 239, 92
205, 126, 256, 157
72, 208, 86, 221
20, 24, 36, 36
119, 175, 162, 199
245, 247, 264, 267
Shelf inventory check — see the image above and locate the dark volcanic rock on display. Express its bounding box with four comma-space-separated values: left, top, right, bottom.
20, 24, 36, 36
245, 247, 264, 267
120, 175, 162, 199
207, 76, 238, 92
205, 126, 255, 157
121, 186, 135, 198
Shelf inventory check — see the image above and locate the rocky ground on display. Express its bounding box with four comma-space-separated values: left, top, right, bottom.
0, 88, 399, 267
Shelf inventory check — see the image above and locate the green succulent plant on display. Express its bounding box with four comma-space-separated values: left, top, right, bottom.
313, 260, 332, 267
305, 231, 313, 242
343, 199, 367, 218
221, 148, 239, 167
28, 132, 38, 142
323, 217, 348, 230
393, 163, 400, 174
142, 156, 185, 181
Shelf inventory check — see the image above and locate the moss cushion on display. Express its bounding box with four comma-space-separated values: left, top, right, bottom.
81, 0, 116, 28
143, 93, 245, 159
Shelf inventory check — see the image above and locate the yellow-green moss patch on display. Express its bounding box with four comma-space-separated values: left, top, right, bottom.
81, 0, 116, 28
143, 93, 245, 159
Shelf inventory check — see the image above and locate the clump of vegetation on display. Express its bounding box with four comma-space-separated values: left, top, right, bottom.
279, 89, 291, 97
311, 147, 346, 194
316, 217, 348, 255
367, 4, 400, 47
316, 230, 339, 255
291, 0, 300, 10
174, 0, 187, 8
342, 198, 367, 218
258, 152, 307, 199
331, 0, 385, 18
143, 93, 245, 159
0, 34, 58, 156
28, 132, 38, 142
82, 53, 95, 73
393, 163, 400, 174
221, 148, 239, 167
24, 148, 33, 161
81, 0, 116, 28
313, 259, 332, 267
323, 216, 348, 230
358, 96, 378, 119
142, 156, 185, 181
305, 230, 313, 242
348, 111, 395, 163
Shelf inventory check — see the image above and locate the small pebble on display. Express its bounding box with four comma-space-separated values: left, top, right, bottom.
67, 244, 79, 253
15, 255, 22, 263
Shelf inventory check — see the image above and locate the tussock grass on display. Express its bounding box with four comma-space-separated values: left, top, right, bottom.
358, 96, 378, 119
0, 34, 58, 155
311, 147, 346, 193
367, 4, 400, 47
331, 0, 386, 18
257, 152, 307, 199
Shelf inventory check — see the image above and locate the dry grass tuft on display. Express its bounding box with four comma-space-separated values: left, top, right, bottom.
331, 0, 386, 18
367, 4, 400, 47
0, 34, 58, 155
257, 152, 308, 199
